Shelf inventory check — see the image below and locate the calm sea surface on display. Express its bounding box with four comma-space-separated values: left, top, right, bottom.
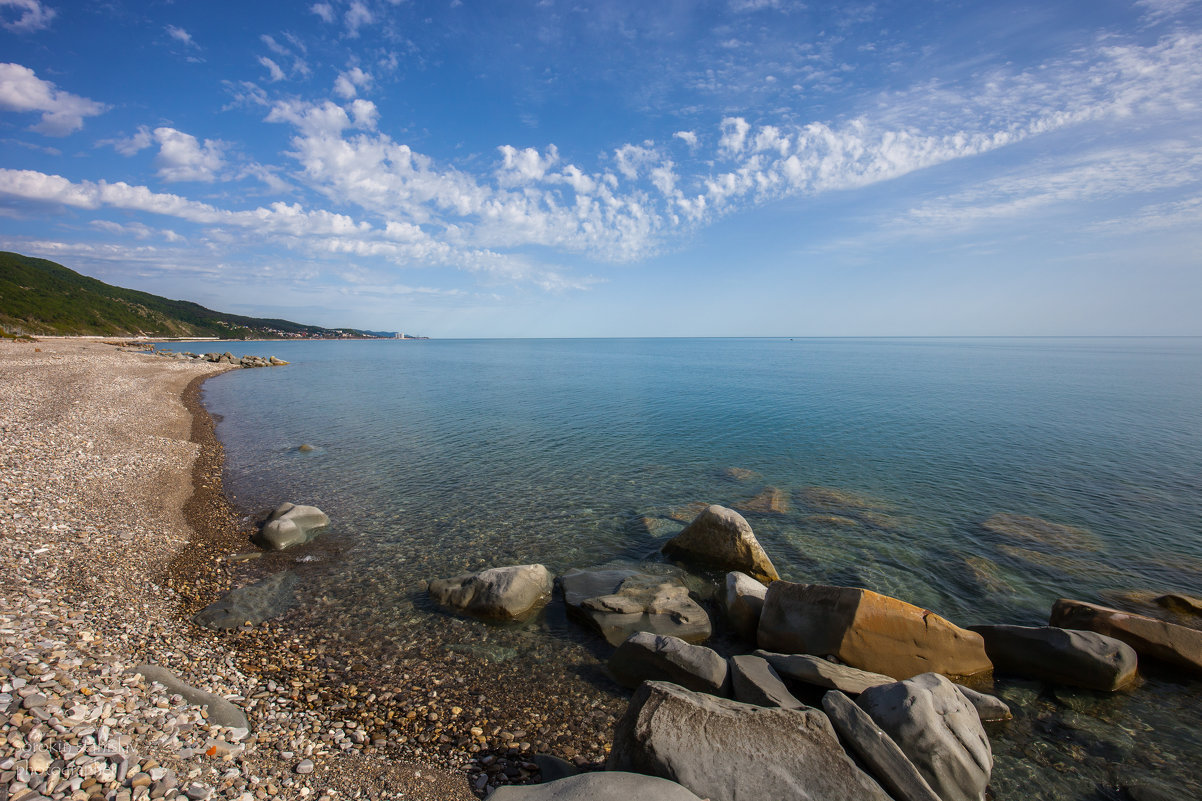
200, 337, 1202, 798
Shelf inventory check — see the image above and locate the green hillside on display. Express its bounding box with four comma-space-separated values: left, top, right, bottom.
0, 251, 386, 338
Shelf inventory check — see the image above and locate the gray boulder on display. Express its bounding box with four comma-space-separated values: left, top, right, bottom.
560, 566, 711, 646
1050, 599, 1202, 675
821, 690, 941, 801
858, 673, 992, 801
491, 771, 703, 801
193, 571, 297, 630
970, 623, 1139, 691
608, 680, 891, 801
729, 654, 805, 709
132, 665, 248, 730
429, 564, 552, 622
255, 502, 329, 550
608, 632, 729, 695
754, 650, 894, 695
662, 505, 779, 583
725, 571, 768, 641
954, 684, 1012, 722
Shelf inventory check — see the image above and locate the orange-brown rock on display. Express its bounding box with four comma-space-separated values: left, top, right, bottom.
1050, 598, 1202, 674
757, 582, 992, 680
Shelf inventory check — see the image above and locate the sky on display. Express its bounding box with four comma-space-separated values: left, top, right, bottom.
1, 0, 1200, 337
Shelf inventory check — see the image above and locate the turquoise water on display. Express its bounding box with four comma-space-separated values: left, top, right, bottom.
201, 338, 1202, 797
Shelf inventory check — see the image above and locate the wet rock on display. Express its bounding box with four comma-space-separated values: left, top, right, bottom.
725, 571, 767, 641
954, 684, 1012, 722
734, 486, 790, 515
1156, 593, 1202, 617
722, 467, 758, 481
429, 564, 553, 622
1050, 599, 1202, 674
131, 665, 249, 730
297, 443, 315, 452
757, 582, 993, 680
609, 680, 891, 801
608, 632, 729, 695
752, 650, 894, 695
491, 771, 703, 800
969, 623, 1138, 691
560, 566, 711, 646
980, 513, 1100, 551
193, 571, 298, 630
254, 502, 329, 550
661, 505, 779, 583
858, 673, 992, 801
729, 654, 804, 709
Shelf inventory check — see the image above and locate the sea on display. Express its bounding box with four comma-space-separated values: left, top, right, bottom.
197, 337, 1202, 798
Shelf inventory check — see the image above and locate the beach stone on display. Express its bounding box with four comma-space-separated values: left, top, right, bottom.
608, 680, 890, 801
661, 505, 779, 583
429, 564, 553, 622
491, 771, 703, 801
858, 673, 992, 801
752, 650, 894, 694
821, 690, 941, 801
729, 654, 804, 709
757, 582, 993, 680
954, 684, 1011, 722
725, 571, 767, 641
132, 666, 249, 730
192, 571, 298, 630
560, 566, 711, 646
1050, 599, 1202, 674
980, 513, 1100, 551
969, 623, 1139, 691
255, 502, 329, 550
608, 632, 729, 695
295, 759, 314, 775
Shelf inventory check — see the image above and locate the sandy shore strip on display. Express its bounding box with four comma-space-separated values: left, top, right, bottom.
0, 339, 474, 801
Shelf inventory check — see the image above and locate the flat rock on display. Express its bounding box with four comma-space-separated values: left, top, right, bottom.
729, 654, 804, 709
1050, 599, 1202, 674
609, 680, 891, 801
491, 771, 703, 801
193, 571, 298, 630
608, 632, 729, 695
254, 502, 329, 550
560, 566, 711, 646
757, 582, 993, 680
132, 665, 249, 730
969, 623, 1139, 691
753, 650, 894, 694
725, 571, 768, 641
429, 564, 552, 622
858, 673, 992, 801
661, 505, 779, 583
821, 690, 941, 801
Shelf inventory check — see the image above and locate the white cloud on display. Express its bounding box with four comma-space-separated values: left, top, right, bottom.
673, 130, 698, 149
345, 1, 373, 36
1136, 0, 1201, 23
165, 25, 196, 47
152, 127, 225, 182
334, 67, 372, 98
718, 117, 751, 155
101, 125, 153, 156
613, 142, 658, 180
0, 62, 107, 135
310, 2, 334, 23
496, 145, 560, 187
259, 56, 286, 82
0, 0, 55, 33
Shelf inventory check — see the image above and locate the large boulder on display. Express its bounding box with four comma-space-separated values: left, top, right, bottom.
757, 582, 993, 680
725, 571, 768, 640
560, 566, 711, 646
429, 564, 552, 622
608, 632, 729, 695
608, 681, 891, 801
753, 650, 894, 694
662, 505, 779, 583
729, 654, 804, 709
255, 502, 329, 550
969, 623, 1139, 691
1050, 599, 1202, 674
490, 771, 703, 801
858, 673, 992, 801
193, 571, 297, 630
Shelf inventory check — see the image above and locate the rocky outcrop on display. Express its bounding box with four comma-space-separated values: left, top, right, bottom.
729, 654, 804, 709
560, 566, 711, 646
193, 571, 298, 630
608, 681, 891, 801
757, 582, 993, 680
969, 623, 1139, 691
725, 571, 768, 641
1050, 599, 1202, 674
608, 632, 730, 695
254, 502, 329, 550
490, 771, 703, 801
661, 505, 779, 583
753, 650, 894, 695
858, 673, 992, 801
429, 564, 553, 622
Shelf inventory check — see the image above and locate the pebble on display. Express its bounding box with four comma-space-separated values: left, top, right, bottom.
295, 760, 314, 775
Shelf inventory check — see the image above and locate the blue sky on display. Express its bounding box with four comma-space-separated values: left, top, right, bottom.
1, 0, 1200, 336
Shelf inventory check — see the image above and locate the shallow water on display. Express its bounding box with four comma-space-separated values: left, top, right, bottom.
201, 337, 1202, 797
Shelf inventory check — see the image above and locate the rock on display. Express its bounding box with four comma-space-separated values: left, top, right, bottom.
429, 564, 552, 622
729, 654, 804, 709
27, 749, 51, 773
968, 623, 1139, 691
609, 680, 890, 801
269, 356, 289, 365
752, 650, 894, 695
1050, 599, 1202, 674
722, 467, 758, 481
295, 759, 314, 775
798, 486, 890, 511
980, 513, 1100, 551
1156, 593, 1202, 617
491, 771, 703, 800
757, 582, 993, 680
532, 754, 579, 783
132, 665, 249, 730
734, 486, 790, 515
297, 444, 315, 452
608, 632, 729, 695
953, 685, 1011, 722
560, 566, 711, 646
254, 502, 329, 550
725, 571, 768, 641
661, 505, 779, 583
858, 673, 992, 801
192, 571, 298, 630
820, 691, 941, 801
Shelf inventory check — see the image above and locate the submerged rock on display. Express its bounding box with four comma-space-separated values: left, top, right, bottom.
193, 571, 298, 630
722, 466, 759, 482
981, 513, 1100, 551
734, 486, 790, 515
560, 566, 711, 646
608, 632, 729, 695
798, 486, 891, 512
429, 564, 553, 622
255, 502, 329, 550
969, 623, 1138, 691
662, 505, 779, 583
725, 571, 768, 641
1050, 598, 1202, 674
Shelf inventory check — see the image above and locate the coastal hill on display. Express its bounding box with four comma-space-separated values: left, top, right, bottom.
0, 251, 402, 339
